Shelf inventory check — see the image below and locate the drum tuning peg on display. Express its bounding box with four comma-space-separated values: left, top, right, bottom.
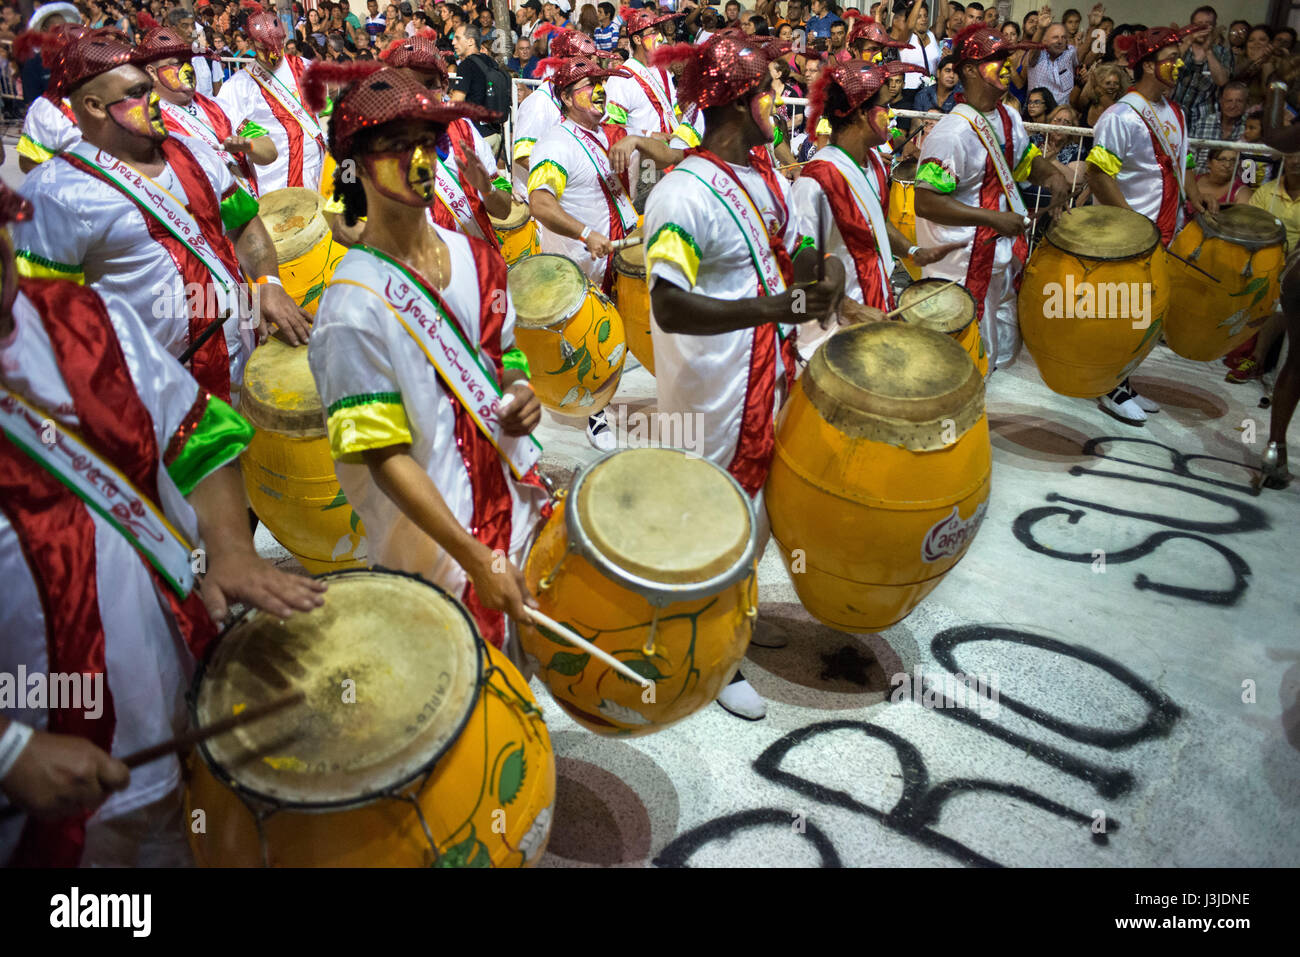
1188, 243, 1203, 262
1242, 258, 1253, 278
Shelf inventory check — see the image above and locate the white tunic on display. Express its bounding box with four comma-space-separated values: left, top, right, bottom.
0, 291, 212, 862
17, 96, 81, 163
604, 56, 678, 136
643, 154, 797, 472
1088, 94, 1189, 230
215, 57, 325, 194
430, 119, 504, 238
308, 229, 548, 600
511, 82, 562, 190
10, 139, 253, 391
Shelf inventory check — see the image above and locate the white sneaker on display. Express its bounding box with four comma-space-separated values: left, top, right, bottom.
586, 411, 616, 451
1098, 391, 1147, 425
1132, 393, 1161, 413
717, 677, 767, 721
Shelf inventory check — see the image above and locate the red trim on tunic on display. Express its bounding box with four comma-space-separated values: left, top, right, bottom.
800, 154, 897, 312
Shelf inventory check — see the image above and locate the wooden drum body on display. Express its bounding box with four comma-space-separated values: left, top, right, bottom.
491, 199, 541, 265
240, 338, 366, 572
521, 449, 759, 736
188, 570, 556, 867
897, 279, 988, 379
765, 324, 991, 633
889, 159, 920, 281
1019, 206, 1169, 397
613, 232, 654, 375
508, 253, 626, 415
259, 187, 347, 315
1165, 205, 1286, 361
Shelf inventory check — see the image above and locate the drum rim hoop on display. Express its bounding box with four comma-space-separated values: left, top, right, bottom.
258, 187, 331, 265
240, 339, 327, 433
562, 449, 760, 605
1195, 204, 1287, 250
897, 279, 977, 335
491, 201, 532, 232
188, 566, 488, 812
1046, 207, 1160, 260
509, 253, 590, 328
891, 158, 918, 184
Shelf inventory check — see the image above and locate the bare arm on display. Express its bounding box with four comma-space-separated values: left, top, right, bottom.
230, 215, 313, 345
915, 186, 1027, 235
1085, 162, 1129, 209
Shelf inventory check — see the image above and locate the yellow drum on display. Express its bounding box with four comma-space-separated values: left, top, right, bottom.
765, 323, 990, 633
1165, 204, 1287, 361
1019, 206, 1169, 398
508, 253, 626, 415
319, 151, 336, 203
188, 569, 555, 867
240, 338, 366, 573
889, 159, 920, 281
521, 448, 759, 736
613, 231, 654, 375
491, 199, 541, 264
897, 279, 988, 379
259, 187, 347, 315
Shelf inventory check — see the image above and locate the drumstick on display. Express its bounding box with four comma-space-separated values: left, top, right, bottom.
523, 607, 653, 688
178, 311, 231, 365
0, 690, 306, 821
1164, 246, 1223, 284
609, 235, 644, 252
883, 278, 963, 320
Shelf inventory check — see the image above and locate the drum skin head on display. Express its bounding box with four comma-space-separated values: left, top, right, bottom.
898, 280, 976, 335
614, 227, 645, 278
491, 199, 532, 232
194, 570, 483, 808
509, 253, 590, 329
892, 158, 917, 184
804, 322, 984, 450
1047, 205, 1160, 260
1199, 204, 1287, 250
241, 338, 326, 434
258, 188, 331, 264
576, 448, 752, 585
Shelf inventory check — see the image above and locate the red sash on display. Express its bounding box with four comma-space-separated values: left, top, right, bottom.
687, 147, 800, 497
0, 279, 217, 867
254, 56, 321, 188
430, 119, 501, 248
389, 239, 548, 648
626, 64, 674, 133
59, 141, 245, 402
196, 93, 259, 197
570, 122, 632, 294
1133, 102, 1185, 246
800, 152, 896, 311
964, 105, 1030, 319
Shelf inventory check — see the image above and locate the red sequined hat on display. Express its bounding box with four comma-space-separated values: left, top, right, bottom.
48, 31, 135, 97
534, 23, 598, 58
12, 22, 92, 69
949, 22, 1039, 63
844, 12, 911, 50
807, 62, 892, 128
303, 62, 497, 160
652, 33, 772, 110
620, 5, 680, 37
883, 59, 927, 79
1114, 25, 1197, 71
549, 56, 630, 95
243, 2, 286, 52
134, 26, 197, 65
379, 30, 449, 83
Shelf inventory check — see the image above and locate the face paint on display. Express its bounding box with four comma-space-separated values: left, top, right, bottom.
568, 81, 606, 123
157, 62, 196, 93
642, 31, 661, 53
108, 91, 168, 141
363, 144, 438, 206
865, 104, 894, 143
751, 88, 776, 141
1156, 56, 1183, 86
978, 58, 1008, 91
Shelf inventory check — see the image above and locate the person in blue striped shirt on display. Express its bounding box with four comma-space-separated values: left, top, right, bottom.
594, 2, 620, 52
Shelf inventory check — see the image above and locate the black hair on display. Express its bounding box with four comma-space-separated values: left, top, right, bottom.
967, 2, 984, 13
1191, 5, 1217, 21
1026, 87, 1057, 113
1062, 7, 1081, 20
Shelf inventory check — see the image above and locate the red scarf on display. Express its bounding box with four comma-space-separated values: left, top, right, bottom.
685, 146, 800, 498
253, 55, 323, 188
962, 105, 1030, 320
59, 140, 245, 403
568, 121, 632, 294
0, 279, 218, 867
625, 62, 674, 133
384, 239, 549, 648
800, 149, 896, 311
1129, 94, 1185, 245
196, 92, 260, 197
430, 118, 502, 249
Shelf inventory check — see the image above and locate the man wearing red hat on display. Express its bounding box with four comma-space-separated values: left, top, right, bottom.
10, 32, 311, 406
137, 26, 276, 199
1086, 25, 1206, 426
845, 12, 910, 63
604, 6, 681, 138
511, 24, 598, 190
0, 180, 325, 867
644, 34, 846, 720
303, 62, 551, 663
913, 23, 1068, 373
794, 61, 961, 329
215, 4, 326, 194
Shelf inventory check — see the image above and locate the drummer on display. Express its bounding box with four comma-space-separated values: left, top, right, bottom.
10, 32, 311, 409
305, 63, 551, 661
375, 35, 515, 249
0, 181, 325, 866
792, 60, 962, 327
15, 24, 87, 171
912, 23, 1069, 373
511, 25, 603, 192
136, 26, 276, 199
644, 34, 846, 720
527, 56, 641, 451
1086, 25, 1210, 426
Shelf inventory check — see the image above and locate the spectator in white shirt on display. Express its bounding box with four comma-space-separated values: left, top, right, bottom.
1026, 21, 1078, 106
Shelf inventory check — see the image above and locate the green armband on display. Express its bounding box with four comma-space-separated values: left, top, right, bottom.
220, 186, 260, 231
167, 396, 255, 496
502, 348, 531, 377
795, 235, 816, 254
236, 119, 269, 139
605, 103, 629, 126
492, 175, 512, 192
773, 123, 784, 147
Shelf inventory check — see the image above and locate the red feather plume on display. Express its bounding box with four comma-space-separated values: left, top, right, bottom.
302, 60, 384, 113
13, 30, 57, 64
806, 66, 833, 130
650, 41, 698, 70
137, 11, 159, 30
949, 21, 994, 55
240, 0, 266, 11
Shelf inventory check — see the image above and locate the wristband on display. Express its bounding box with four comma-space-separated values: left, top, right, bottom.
907, 245, 921, 258
255, 275, 284, 287
580, 226, 592, 241
0, 721, 34, 781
